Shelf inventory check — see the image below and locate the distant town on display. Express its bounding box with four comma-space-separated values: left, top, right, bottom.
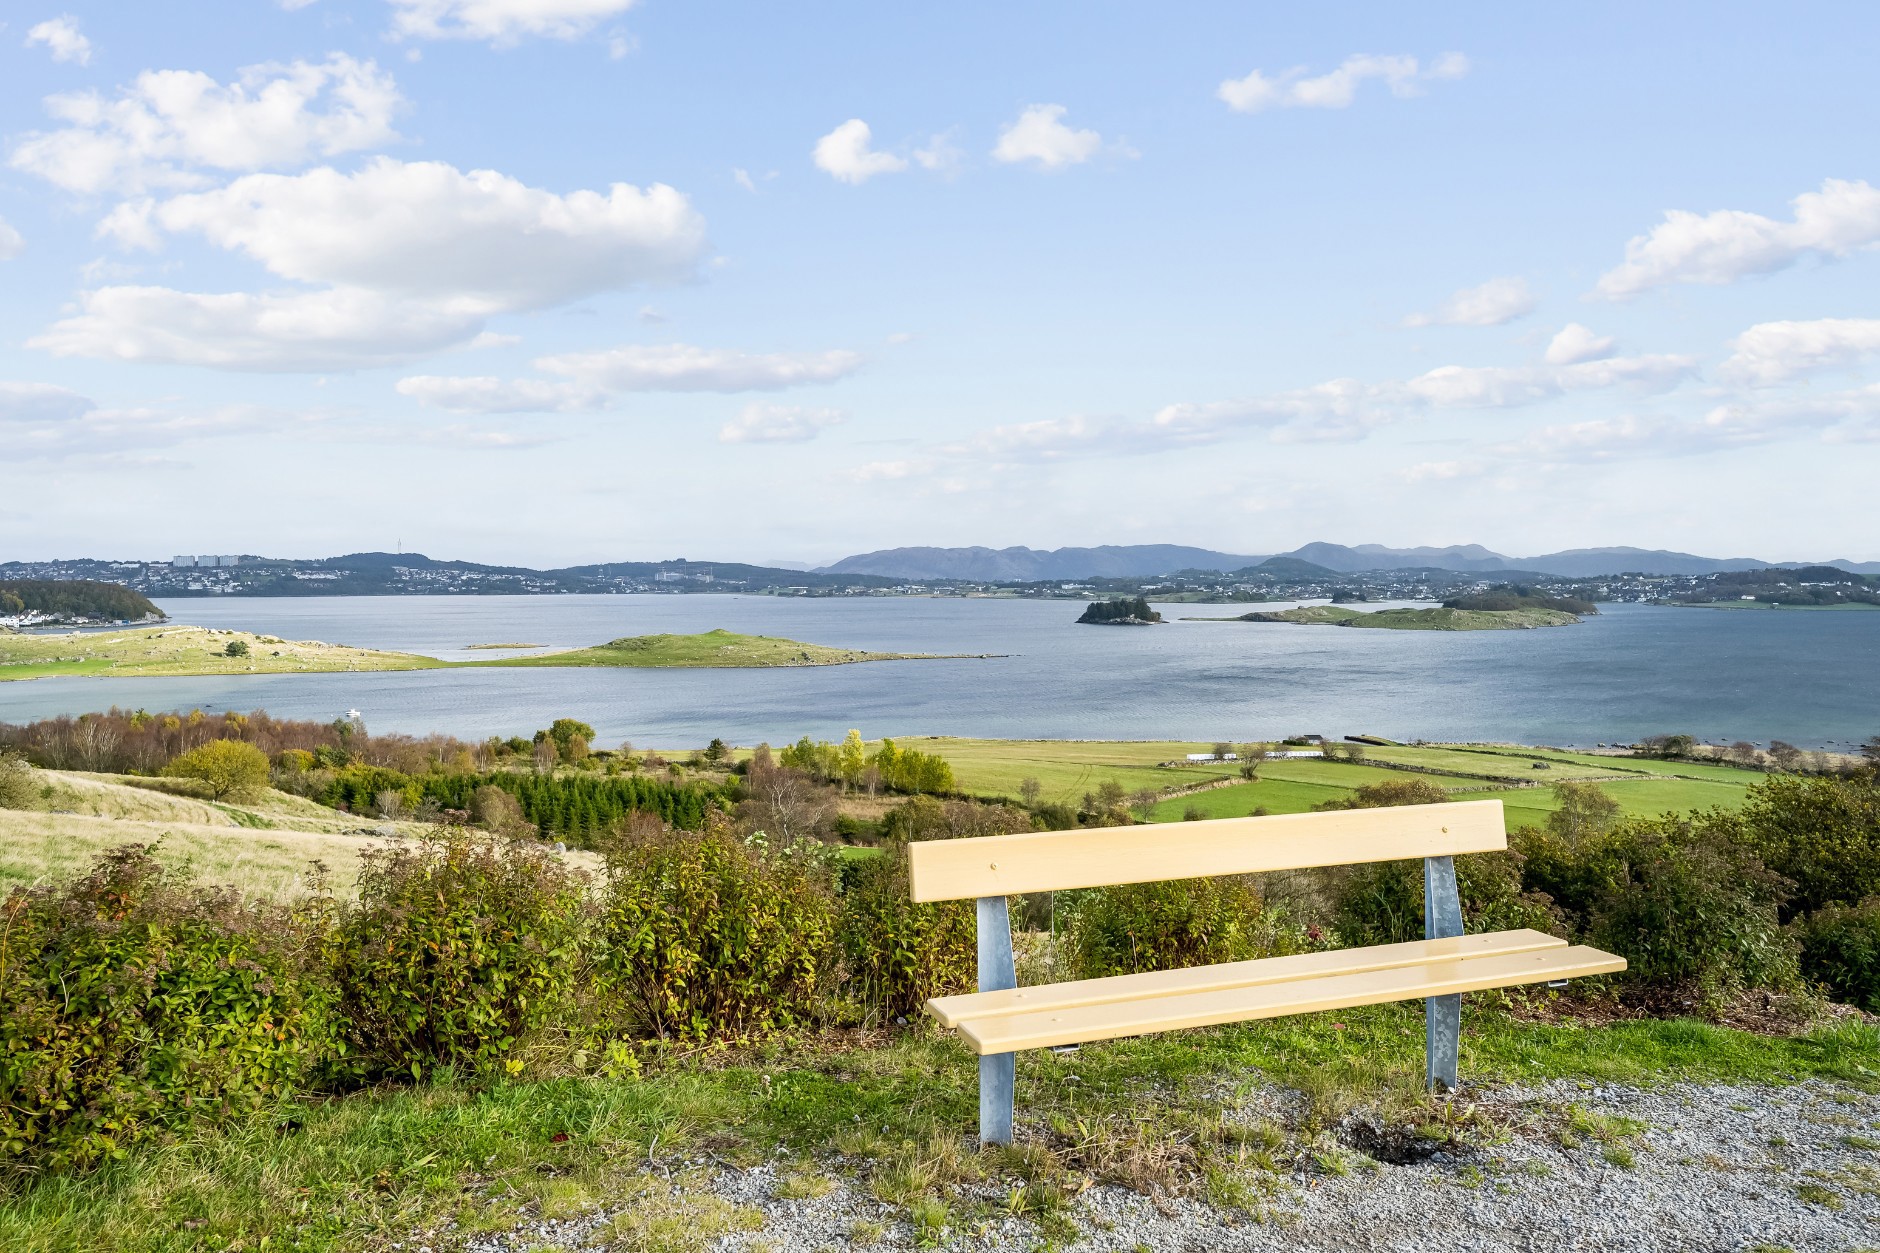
3, 546, 1873, 628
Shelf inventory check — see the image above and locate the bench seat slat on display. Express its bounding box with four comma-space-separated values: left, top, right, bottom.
956, 945, 1626, 1055
927, 929, 1566, 1029
908, 800, 1506, 902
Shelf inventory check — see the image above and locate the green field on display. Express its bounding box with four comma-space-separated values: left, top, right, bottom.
0, 626, 445, 681
902, 738, 1243, 805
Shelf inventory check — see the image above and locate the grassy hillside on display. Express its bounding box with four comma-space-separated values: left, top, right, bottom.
476, 629, 945, 669
1194, 605, 1582, 630
0, 626, 443, 681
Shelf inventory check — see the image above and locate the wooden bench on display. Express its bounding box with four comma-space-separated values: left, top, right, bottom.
909, 799, 1625, 1144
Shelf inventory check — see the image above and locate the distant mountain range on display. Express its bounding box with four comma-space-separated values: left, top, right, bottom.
819, 543, 1880, 580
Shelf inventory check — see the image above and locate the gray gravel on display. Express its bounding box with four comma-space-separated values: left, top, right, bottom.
450, 1080, 1880, 1253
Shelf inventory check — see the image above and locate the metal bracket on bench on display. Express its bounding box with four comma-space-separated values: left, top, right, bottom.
977, 895, 1017, 1146
1424, 856, 1463, 1093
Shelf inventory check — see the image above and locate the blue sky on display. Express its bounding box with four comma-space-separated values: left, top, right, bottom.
3, 1, 1878, 565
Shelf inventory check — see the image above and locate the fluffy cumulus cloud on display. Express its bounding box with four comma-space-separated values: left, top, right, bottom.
1218, 52, 1468, 113
1543, 323, 1617, 366
395, 375, 603, 414
25, 16, 92, 65
1403, 276, 1535, 327
388, 0, 639, 42
43, 159, 708, 371
9, 55, 403, 195
30, 287, 485, 372
536, 343, 862, 392
107, 158, 705, 312
718, 403, 846, 443
0, 218, 23, 260
991, 105, 1114, 170
812, 120, 908, 184
1722, 318, 1880, 385
1596, 178, 1880, 298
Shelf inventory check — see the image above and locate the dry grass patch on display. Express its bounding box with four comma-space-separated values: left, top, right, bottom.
593, 1177, 763, 1252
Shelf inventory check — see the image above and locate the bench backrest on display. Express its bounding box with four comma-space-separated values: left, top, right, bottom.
907, 799, 1505, 902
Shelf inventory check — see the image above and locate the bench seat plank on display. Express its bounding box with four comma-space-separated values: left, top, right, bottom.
928, 929, 1566, 1029
908, 800, 1508, 902
956, 945, 1626, 1055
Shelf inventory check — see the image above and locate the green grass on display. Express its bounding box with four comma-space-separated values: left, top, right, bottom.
1365, 745, 1628, 781
891, 738, 1244, 806
1, 1009, 1871, 1251
465, 628, 947, 669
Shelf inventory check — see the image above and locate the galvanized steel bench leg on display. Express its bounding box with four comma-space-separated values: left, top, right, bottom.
1424, 856, 1462, 1092
977, 895, 1017, 1145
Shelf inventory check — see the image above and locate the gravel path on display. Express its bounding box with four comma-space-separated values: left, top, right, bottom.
453, 1080, 1880, 1253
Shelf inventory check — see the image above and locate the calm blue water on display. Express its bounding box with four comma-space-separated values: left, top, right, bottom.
2, 596, 1874, 749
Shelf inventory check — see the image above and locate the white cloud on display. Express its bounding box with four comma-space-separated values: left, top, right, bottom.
0, 218, 23, 260
733, 168, 757, 193
718, 403, 846, 444
9, 55, 403, 195
1401, 353, 1693, 409
537, 343, 862, 391
25, 16, 91, 65
0, 381, 94, 424
30, 286, 485, 372
1218, 52, 1468, 113
913, 132, 963, 176
389, 0, 639, 42
1403, 276, 1535, 328
1722, 318, 1880, 385
111, 158, 706, 314
1543, 323, 1618, 366
1595, 178, 1880, 298
396, 375, 603, 413
991, 105, 1112, 170
812, 120, 908, 184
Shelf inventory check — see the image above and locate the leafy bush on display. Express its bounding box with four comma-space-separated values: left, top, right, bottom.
880, 796, 1034, 842
1797, 899, 1880, 1012
161, 739, 271, 801
0, 846, 335, 1173
330, 834, 588, 1078
0, 750, 38, 810
1333, 851, 1561, 947
1582, 817, 1797, 1002
1314, 777, 1450, 810
837, 846, 975, 1021
1067, 876, 1310, 978
595, 823, 838, 1041
1727, 773, 1880, 915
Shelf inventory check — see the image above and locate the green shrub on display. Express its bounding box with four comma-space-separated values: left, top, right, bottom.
0, 846, 335, 1174
1581, 817, 1798, 1002
1728, 773, 1880, 915
1067, 876, 1311, 978
1333, 850, 1561, 947
595, 824, 838, 1041
1313, 777, 1451, 810
1797, 899, 1880, 1012
838, 846, 975, 1021
161, 739, 271, 801
330, 833, 588, 1078
0, 750, 38, 810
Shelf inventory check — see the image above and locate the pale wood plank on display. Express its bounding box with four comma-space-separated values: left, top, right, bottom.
957, 945, 1626, 1054
907, 799, 1507, 902
927, 929, 1566, 1028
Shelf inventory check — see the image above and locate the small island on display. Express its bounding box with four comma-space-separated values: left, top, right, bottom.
463, 629, 947, 668
1077, 596, 1164, 626
1184, 604, 1582, 631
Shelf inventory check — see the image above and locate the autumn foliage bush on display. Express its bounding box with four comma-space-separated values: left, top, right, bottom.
329, 833, 588, 1078
594, 822, 839, 1041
